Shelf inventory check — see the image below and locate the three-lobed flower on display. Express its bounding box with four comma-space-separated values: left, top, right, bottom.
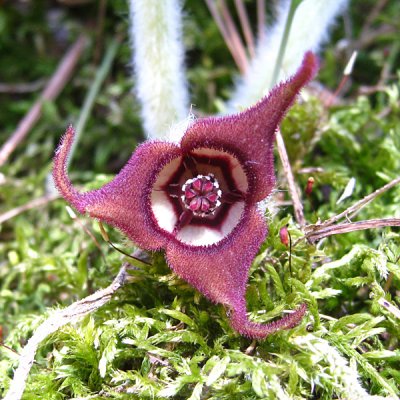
53, 52, 318, 339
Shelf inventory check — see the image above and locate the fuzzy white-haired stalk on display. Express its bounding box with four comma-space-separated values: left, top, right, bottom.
227, 0, 348, 111
128, 0, 189, 140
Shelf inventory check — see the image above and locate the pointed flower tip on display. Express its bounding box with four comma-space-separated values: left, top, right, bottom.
282, 51, 319, 93
53, 125, 84, 212
302, 51, 319, 80
230, 303, 307, 340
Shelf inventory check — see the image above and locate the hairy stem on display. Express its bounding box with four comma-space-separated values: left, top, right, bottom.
128, 0, 188, 139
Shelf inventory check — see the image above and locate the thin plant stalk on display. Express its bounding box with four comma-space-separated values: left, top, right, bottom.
234, 0, 255, 57
257, 0, 266, 42
270, 0, 303, 87
219, 0, 249, 72
271, 0, 306, 227
68, 37, 120, 165
205, 0, 247, 74
0, 35, 86, 167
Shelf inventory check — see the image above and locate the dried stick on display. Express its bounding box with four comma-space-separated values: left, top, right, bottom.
352, 25, 396, 51
234, 0, 255, 58
305, 176, 400, 233
0, 194, 59, 224
0, 35, 87, 167
3, 264, 129, 400
256, 0, 266, 43
205, 0, 247, 74
359, 0, 389, 43
306, 218, 400, 242
0, 79, 46, 94
219, 0, 249, 72
276, 129, 306, 227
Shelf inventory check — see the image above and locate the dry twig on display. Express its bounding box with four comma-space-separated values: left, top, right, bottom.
234, 0, 255, 57
4, 263, 129, 400
276, 129, 306, 227
0, 35, 87, 167
0, 194, 59, 224
256, 0, 266, 43
306, 218, 400, 242
305, 176, 400, 233
359, 0, 390, 43
219, 0, 249, 71
205, 0, 248, 74
0, 79, 46, 94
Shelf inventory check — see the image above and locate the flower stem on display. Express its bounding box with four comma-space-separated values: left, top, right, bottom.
270, 0, 303, 87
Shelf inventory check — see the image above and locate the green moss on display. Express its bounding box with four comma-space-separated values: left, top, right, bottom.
1, 1, 400, 398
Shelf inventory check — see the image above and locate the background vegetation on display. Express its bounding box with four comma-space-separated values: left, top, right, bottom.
0, 0, 399, 398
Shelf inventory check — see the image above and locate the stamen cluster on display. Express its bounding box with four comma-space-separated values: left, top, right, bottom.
181, 174, 222, 216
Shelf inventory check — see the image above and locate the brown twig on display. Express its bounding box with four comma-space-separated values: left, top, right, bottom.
244, 339, 257, 355
0, 79, 46, 94
234, 0, 255, 58
305, 218, 400, 242
4, 262, 130, 400
305, 176, 400, 233
257, 0, 266, 43
0, 342, 48, 370
383, 272, 394, 292
65, 206, 106, 262
219, 0, 249, 73
352, 25, 396, 51
205, 0, 247, 74
0, 194, 59, 224
276, 129, 306, 227
359, 0, 389, 42
0, 35, 87, 167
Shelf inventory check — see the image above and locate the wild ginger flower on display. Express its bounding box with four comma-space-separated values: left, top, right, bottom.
53, 52, 318, 339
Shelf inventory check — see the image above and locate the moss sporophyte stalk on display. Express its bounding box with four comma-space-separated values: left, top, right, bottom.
53, 52, 318, 340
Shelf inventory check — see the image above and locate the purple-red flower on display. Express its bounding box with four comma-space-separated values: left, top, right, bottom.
53, 52, 318, 339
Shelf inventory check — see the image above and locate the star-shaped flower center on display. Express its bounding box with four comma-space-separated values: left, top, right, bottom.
151, 150, 247, 246
181, 174, 222, 216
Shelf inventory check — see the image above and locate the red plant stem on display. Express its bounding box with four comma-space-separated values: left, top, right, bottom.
0, 35, 87, 167
327, 74, 349, 106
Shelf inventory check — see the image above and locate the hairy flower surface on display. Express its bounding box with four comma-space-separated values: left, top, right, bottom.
53, 52, 318, 339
